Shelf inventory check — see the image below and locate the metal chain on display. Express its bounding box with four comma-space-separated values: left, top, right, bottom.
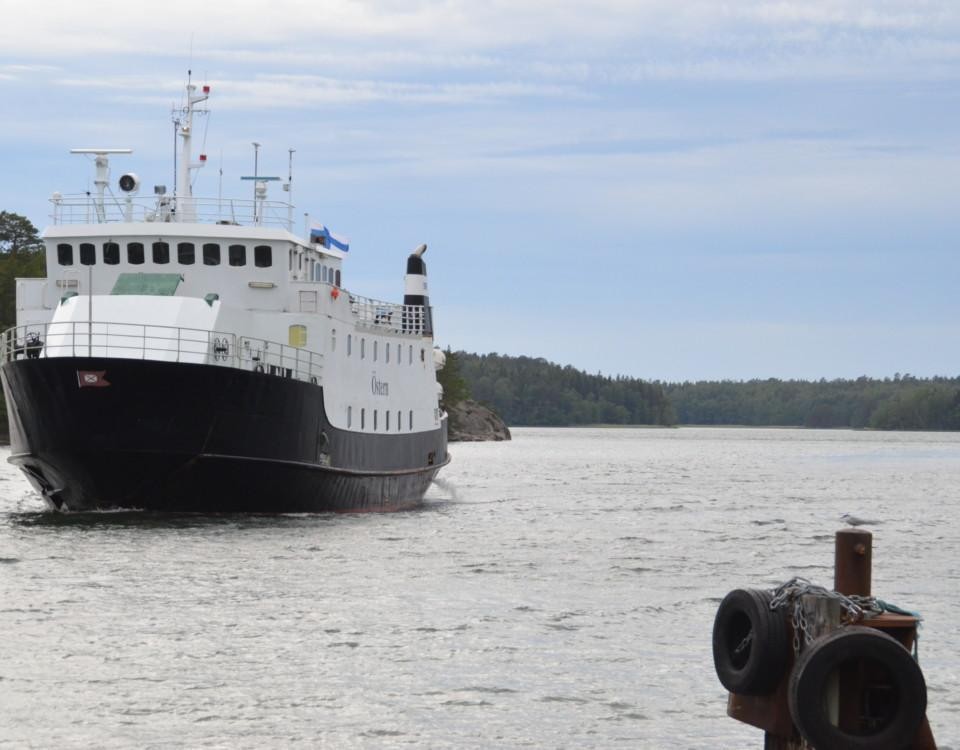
767, 577, 922, 661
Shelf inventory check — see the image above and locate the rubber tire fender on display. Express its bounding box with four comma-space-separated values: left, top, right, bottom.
712, 588, 789, 695
788, 625, 927, 750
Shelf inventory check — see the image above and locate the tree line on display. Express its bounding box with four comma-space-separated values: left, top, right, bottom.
441, 352, 960, 431
444, 351, 676, 427
0, 212, 46, 441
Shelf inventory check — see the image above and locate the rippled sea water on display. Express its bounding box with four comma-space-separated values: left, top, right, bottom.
1, 427, 958, 748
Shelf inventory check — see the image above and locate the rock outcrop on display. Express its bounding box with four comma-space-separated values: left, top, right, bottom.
447, 399, 511, 442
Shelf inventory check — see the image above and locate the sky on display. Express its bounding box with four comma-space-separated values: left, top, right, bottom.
1, 0, 958, 381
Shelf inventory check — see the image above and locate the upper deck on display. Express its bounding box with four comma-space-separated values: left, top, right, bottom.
49, 193, 297, 232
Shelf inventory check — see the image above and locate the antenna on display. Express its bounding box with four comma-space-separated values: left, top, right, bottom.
172, 72, 210, 222
286, 148, 295, 230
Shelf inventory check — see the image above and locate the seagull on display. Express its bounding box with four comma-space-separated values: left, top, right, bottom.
841, 513, 882, 527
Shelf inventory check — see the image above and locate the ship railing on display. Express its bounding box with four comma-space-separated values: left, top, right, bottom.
0, 323, 324, 384
347, 292, 429, 335
49, 194, 295, 231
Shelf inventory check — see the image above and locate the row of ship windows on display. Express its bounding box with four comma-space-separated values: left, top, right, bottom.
56, 242, 273, 268
347, 407, 413, 432
338, 333, 425, 365
290, 251, 341, 285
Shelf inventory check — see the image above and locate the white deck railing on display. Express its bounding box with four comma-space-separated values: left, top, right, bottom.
1, 322, 323, 384
347, 293, 430, 335
50, 194, 295, 231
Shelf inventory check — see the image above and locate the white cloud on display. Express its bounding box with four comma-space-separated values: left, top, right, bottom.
2, 1, 958, 86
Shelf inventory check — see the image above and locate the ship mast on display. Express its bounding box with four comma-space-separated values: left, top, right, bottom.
174, 72, 210, 222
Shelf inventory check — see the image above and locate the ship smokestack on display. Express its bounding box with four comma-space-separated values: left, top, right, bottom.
404, 244, 432, 336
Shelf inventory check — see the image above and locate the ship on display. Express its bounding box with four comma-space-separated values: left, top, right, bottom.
0, 78, 450, 512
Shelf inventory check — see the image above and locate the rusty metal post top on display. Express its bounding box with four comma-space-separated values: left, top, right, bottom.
835, 528, 873, 596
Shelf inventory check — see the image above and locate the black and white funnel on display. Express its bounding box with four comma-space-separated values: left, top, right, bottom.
404, 243, 433, 336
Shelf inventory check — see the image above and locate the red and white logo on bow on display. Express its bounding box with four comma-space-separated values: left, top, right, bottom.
77, 370, 110, 388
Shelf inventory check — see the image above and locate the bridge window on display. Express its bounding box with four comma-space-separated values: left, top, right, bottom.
152, 241, 170, 264
127, 242, 144, 265
104, 242, 120, 265
203, 243, 221, 266
57, 244, 73, 265
80, 243, 95, 265
255, 245, 272, 268
178, 242, 195, 265
229, 244, 246, 266
335, 269, 341, 287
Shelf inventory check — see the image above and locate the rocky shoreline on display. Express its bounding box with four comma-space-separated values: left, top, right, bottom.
447, 399, 511, 442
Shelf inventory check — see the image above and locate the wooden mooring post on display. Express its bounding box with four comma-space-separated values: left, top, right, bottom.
720, 528, 936, 749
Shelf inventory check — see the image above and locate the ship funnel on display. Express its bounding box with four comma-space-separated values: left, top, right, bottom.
404, 244, 432, 337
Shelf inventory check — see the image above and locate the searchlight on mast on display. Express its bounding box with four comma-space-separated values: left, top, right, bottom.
68, 149, 132, 223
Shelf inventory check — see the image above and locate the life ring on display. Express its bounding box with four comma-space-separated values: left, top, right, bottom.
330, 287, 340, 300
788, 626, 926, 749
712, 588, 789, 695
254, 363, 264, 373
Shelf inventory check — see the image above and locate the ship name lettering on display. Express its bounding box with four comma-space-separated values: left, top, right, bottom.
371, 374, 389, 396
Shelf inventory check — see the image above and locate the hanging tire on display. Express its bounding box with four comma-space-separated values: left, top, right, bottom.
712, 588, 789, 695
788, 626, 926, 750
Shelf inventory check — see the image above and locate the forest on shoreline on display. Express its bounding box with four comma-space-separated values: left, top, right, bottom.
441, 351, 960, 431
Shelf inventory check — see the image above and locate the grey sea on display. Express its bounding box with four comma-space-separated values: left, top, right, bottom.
1, 427, 958, 748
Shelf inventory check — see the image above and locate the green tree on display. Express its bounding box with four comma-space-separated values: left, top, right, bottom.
0, 212, 46, 331
0, 211, 45, 442
0, 211, 42, 258
436, 348, 471, 408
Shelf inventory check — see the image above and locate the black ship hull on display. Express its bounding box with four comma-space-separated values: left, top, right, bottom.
1, 357, 448, 512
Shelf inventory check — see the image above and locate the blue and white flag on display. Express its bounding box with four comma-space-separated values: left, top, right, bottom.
310, 224, 350, 252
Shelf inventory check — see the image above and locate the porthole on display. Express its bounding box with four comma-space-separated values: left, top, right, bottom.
152, 241, 170, 264
127, 242, 144, 265
255, 245, 272, 268
177, 242, 195, 265
57, 243, 73, 266
229, 244, 246, 266
103, 241, 120, 265
80, 243, 95, 265
203, 243, 221, 265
